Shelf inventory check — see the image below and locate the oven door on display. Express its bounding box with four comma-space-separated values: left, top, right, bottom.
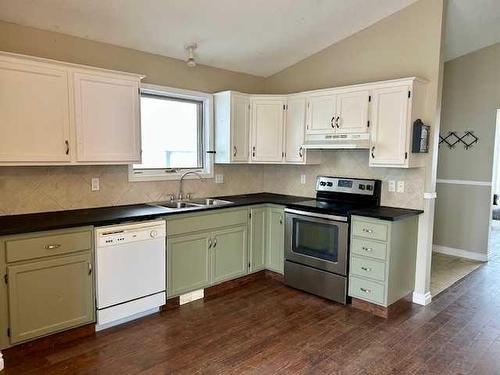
284, 209, 348, 276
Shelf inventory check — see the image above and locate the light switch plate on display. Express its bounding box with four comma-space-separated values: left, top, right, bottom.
91, 178, 100, 191
300, 174, 306, 184
215, 174, 224, 184
397, 180, 405, 193
388, 180, 396, 192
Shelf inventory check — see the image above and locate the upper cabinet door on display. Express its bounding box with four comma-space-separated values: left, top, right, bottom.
0, 59, 71, 163
336, 90, 370, 134
231, 94, 250, 162
306, 94, 336, 135
251, 98, 285, 162
370, 85, 409, 166
285, 97, 306, 163
73, 72, 141, 163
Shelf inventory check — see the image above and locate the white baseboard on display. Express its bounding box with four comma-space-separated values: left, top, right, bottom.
412, 291, 432, 306
433, 245, 488, 262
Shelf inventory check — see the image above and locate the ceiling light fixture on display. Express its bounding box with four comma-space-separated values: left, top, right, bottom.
185, 43, 197, 68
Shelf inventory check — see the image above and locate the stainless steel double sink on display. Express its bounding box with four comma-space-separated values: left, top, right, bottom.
150, 198, 233, 211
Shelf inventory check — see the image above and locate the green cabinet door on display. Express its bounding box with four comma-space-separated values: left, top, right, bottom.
211, 225, 248, 284
7, 252, 94, 344
249, 207, 266, 273
266, 207, 285, 274
167, 232, 211, 297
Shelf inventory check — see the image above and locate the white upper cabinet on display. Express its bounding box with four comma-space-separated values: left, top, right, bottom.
0, 57, 71, 163
306, 93, 337, 135
73, 72, 141, 163
285, 97, 306, 163
336, 90, 370, 134
250, 97, 286, 163
214, 91, 250, 163
369, 79, 427, 168
0, 52, 143, 166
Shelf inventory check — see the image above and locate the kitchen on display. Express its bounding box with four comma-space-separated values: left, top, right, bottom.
0, 0, 499, 373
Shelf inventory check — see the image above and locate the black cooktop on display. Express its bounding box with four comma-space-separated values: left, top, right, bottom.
293, 199, 377, 217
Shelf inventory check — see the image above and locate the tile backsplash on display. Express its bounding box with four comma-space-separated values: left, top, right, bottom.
0, 150, 424, 216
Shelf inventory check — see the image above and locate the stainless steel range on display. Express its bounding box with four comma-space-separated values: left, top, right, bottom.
284, 176, 381, 304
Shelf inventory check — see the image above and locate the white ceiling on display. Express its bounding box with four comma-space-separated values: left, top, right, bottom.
0, 0, 418, 77
445, 0, 500, 61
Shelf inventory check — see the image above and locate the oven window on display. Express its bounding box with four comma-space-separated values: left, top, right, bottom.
292, 219, 339, 262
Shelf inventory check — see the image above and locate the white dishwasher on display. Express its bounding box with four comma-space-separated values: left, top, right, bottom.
95, 220, 166, 330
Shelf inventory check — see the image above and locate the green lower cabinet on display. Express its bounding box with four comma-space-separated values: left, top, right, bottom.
266, 207, 285, 274
7, 252, 94, 344
211, 225, 248, 285
249, 207, 266, 273
167, 232, 211, 297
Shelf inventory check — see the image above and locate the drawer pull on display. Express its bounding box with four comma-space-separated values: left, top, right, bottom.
362, 228, 374, 233
361, 267, 372, 272
44, 244, 61, 250
362, 246, 373, 252
360, 287, 371, 293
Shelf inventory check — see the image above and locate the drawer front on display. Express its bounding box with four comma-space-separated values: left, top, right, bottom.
349, 276, 386, 305
352, 220, 388, 242
350, 256, 386, 282
351, 238, 387, 260
6, 229, 92, 263
167, 209, 248, 236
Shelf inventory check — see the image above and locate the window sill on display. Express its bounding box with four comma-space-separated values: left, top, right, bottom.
128, 167, 214, 182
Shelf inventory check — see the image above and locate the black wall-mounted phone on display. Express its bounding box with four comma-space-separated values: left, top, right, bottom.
412, 119, 430, 153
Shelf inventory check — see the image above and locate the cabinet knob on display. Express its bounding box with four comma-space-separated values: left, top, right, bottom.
330, 116, 335, 128
208, 239, 212, 248
44, 244, 61, 250
88, 262, 92, 275
361, 267, 372, 272
213, 237, 217, 248
233, 146, 237, 157
360, 288, 371, 293
65, 140, 70, 155
335, 116, 340, 128
362, 247, 373, 252
298, 146, 303, 158
362, 228, 374, 233
371, 146, 375, 159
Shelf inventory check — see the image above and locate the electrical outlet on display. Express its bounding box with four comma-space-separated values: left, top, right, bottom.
300, 174, 306, 184
388, 180, 396, 192
91, 178, 100, 191
397, 180, 405, 193
215, 174, 224, 184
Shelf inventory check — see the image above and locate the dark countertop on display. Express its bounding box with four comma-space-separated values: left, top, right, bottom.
0, 192, 423, 236
351, 206, 424, 221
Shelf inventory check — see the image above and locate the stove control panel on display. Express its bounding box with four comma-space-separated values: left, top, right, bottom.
316, 176, 377, 196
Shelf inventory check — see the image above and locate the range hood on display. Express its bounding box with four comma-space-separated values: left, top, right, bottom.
303, 133, 370, 150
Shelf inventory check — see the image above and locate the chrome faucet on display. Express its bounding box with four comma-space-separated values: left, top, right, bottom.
178, 171, 202, 201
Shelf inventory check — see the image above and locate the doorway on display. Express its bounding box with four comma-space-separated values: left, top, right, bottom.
488, 109, 500, 264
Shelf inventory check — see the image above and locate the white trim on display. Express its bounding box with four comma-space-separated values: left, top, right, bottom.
436, 179, 491, 186
423, 192, 437, 199
129, 84, 214, 182
412, 291, 432, 305
433, 245, 488, 262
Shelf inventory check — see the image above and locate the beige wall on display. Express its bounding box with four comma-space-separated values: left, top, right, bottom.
263, 0, 444, 211
433, 41, 500, 255
0, 0, 444, 216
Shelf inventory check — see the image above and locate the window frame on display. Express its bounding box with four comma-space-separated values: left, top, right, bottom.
128, 84, 214, 182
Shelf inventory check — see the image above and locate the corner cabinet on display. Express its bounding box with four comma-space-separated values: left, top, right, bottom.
0, 51, 143, 166
250, 96, 286, 163
369, 78, 427, 168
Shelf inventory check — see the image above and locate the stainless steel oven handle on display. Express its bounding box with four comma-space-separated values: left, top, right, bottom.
284, 208, 348, 222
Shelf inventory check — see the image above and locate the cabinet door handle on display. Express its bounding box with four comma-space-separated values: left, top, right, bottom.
44, 244, 61, 250
208, 239, 212, 249
362, 228, 374, 233
360, 288, 371, 293
88, 262, 92, 275
252, 146, 256, 158
233, 146, 237, 157
371, 146, 375, 159
335, 116, 340, 128
213, 237, 217, 248
361, 267, 372, 272
65, 140, 70, 155
298, 146, 303, 158
330, 116, 335, 128
280, 216, 283, 225
362, 246, 373, 252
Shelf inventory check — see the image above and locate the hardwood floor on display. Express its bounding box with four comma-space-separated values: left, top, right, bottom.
3, 261, 500, 375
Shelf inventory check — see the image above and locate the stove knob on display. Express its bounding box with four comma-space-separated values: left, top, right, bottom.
320, 181, 326, 186
150, 230, 158, 238
326, 182, 333, 187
